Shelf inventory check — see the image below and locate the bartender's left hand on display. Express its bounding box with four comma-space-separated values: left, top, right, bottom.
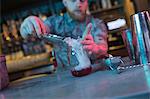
80, 23, 98, 55
81, 33, 98, 55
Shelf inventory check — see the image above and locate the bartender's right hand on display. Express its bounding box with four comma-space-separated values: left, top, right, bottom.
20, 16, 47, 39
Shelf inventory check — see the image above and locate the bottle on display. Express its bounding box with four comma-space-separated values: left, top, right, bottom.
10, 20, 20, 60
107, 0, 112, 8
2, 24, 11, 55
101, 0, 107, 9
22, 40, 29, 56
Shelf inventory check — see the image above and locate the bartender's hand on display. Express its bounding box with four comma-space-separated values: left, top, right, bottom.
20, 16, 47, 39
81, 23, 101, 55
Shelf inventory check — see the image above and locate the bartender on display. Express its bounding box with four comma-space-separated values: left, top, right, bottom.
20, 0, 109, 77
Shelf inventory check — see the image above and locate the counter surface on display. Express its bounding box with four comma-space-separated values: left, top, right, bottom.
0, 64, 150, 99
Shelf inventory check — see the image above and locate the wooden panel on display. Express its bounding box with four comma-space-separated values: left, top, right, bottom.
133, 0, 150, 12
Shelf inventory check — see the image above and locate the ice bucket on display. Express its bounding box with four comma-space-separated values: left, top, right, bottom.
130, 11, 150, 64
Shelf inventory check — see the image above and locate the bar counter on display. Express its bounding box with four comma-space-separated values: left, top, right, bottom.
0, 60, 150, 99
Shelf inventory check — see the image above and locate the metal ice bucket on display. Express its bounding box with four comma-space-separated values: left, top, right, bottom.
0, 55, 9, 90
123, 11, 150, 64
131, 11, 150, 64
122, 11, 150, 64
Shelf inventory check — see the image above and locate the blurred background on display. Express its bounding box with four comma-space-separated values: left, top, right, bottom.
0, 0, 150, 80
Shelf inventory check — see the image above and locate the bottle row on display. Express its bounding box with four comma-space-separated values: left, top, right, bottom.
0, 19, 46, 60
89, 0, 120, 11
